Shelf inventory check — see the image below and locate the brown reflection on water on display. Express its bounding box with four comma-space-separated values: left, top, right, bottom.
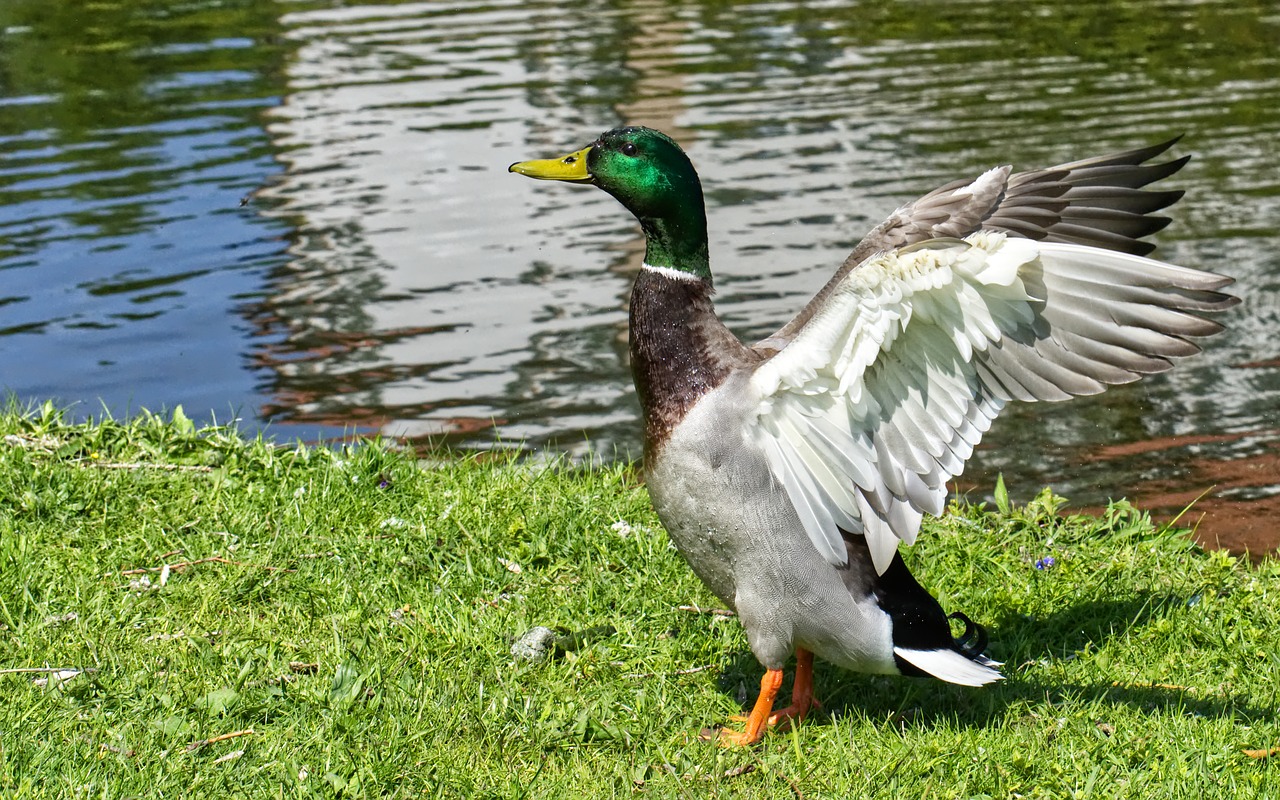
1078, 433, 1280, 560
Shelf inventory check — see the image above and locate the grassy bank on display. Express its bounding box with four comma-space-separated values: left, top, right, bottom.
1, 405, 1277, 798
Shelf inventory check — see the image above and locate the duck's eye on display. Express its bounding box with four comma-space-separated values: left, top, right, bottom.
621, 142, 638, 157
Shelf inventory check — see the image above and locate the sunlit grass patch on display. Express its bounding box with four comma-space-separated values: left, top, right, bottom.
0, 403, 1277, 798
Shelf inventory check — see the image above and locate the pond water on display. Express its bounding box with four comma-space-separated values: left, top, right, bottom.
2, 0, 1278, 554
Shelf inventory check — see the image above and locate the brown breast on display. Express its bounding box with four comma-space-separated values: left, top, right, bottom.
628, 268, 760, 458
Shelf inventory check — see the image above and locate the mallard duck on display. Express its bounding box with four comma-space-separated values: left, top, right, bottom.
509, 127, 1237, 745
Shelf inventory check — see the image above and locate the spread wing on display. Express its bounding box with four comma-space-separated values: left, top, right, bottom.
748, 232, 1237, 575
758, 139, 1188, 353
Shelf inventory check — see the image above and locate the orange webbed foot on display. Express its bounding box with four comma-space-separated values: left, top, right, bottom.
700, 649, 819, 746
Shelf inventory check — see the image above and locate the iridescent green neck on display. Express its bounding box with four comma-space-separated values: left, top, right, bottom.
638, 202, 710, 280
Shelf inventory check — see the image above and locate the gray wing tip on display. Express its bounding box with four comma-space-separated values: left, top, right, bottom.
986, 137, 1195, 256
1051, 135, 1188, 172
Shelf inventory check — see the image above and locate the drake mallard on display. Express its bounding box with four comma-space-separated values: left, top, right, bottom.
509, 128, 1237, 745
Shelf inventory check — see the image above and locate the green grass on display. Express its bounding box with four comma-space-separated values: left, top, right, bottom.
1, 403, 1278, 798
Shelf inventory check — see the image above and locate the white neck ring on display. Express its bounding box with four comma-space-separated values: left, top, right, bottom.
642, 262, 701, 282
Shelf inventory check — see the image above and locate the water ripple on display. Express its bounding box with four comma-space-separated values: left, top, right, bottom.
2, 0, 1278, 549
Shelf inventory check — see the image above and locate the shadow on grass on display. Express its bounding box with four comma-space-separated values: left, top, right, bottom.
709, 592, 1271, 733
987, 594, 1191, 661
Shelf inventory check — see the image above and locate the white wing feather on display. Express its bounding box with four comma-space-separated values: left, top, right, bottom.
750, 231, 1230, 575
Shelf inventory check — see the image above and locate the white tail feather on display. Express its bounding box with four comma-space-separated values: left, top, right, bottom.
894, 647, 1004, 686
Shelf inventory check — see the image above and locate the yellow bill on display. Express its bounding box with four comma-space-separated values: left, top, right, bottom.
508, 145, 594, 183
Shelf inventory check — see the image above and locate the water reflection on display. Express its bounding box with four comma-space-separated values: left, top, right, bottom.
2, 0, 1278, 552
0, 0, 289, 418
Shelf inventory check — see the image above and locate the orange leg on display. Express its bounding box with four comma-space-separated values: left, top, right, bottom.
768, 647, 819, 730
713, 666, 783, 746
707, 648, 820, 746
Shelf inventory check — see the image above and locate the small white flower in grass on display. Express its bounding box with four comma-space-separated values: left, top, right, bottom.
294, 486, 307, 498
611, 520, 635, 537
497, 557, 523, 574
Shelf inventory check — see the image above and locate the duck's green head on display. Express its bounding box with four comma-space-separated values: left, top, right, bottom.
509, 126, 711, 280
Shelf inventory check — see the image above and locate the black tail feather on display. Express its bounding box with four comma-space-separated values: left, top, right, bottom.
948, 612, 989, 659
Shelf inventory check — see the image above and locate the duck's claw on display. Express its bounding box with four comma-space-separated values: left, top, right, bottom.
711, 725, 767, 747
